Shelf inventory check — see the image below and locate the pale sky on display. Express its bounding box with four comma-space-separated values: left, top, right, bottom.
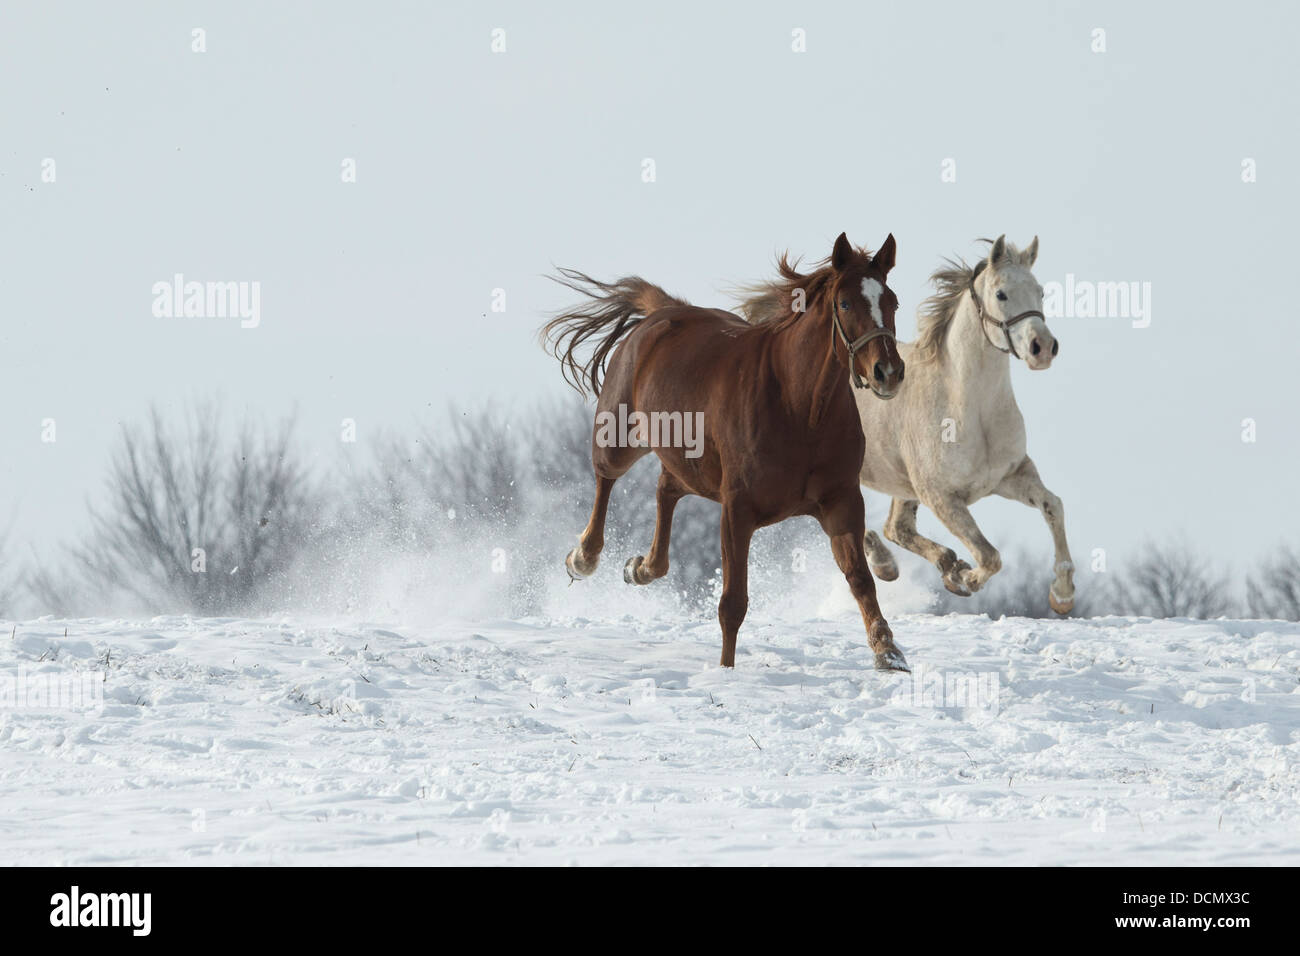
2, 0, 1297, 581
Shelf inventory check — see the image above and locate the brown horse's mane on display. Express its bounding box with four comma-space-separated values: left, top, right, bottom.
733, 244, 874, 330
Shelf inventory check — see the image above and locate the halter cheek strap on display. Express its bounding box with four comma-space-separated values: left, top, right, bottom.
832, 306, 896, 389
969, 260, 1044, 359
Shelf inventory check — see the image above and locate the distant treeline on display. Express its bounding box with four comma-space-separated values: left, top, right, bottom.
4, 401, 1296, 623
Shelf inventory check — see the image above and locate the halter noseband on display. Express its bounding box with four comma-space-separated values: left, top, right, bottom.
969, 259, 1044, 359
832, 304, 896, 390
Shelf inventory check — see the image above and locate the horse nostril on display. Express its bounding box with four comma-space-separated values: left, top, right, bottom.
1051, 339, 1059, 356
897, 362, 905, 382
873, 363, 885, 382
1031, 340, 1042, 356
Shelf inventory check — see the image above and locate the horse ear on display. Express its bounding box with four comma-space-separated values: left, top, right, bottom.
874, 233, 897, 274
988, 234, 1007, 266
1022, 236, 1039, 266
831, 232, 853, 271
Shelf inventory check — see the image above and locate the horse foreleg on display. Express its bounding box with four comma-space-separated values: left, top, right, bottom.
995, 456, 1075, 614
625, 468, 685, 585
717, 501, 756, 667
821, 491, 908, 671
883, 498, 974, 596
927, 495, 1001, 595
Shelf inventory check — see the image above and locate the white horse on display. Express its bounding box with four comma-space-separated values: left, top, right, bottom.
739, 235, 1075, 612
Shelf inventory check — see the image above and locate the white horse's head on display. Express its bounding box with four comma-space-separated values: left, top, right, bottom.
974, 235, 1058, 370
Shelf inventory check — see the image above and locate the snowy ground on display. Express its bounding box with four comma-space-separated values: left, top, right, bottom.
2, 602, 1299, 865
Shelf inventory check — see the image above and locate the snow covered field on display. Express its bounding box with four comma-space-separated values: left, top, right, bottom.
3, 601, 1299, 865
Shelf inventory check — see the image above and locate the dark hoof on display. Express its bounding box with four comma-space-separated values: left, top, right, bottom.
874, 648, 911, 672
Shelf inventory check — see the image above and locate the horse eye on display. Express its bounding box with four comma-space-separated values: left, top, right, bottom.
839, 300, 851, 310
996, 290, 1007, 301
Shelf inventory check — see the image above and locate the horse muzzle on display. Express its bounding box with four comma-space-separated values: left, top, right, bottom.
1025, 332, 1059, 370
869, 358, 904, 398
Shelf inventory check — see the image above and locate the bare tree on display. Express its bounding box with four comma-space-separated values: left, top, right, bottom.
1115, 541, 1233, 619
47, 403, 317, 615
1246, 546, 1300, 620
335, 404, 526, 560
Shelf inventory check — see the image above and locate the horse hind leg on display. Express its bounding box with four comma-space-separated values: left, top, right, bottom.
625, 468, 685, 585
566, 428, 653, 581
566, 473, 615, 580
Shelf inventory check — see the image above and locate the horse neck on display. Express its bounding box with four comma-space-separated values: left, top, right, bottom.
943, 294, 1016, 407
772, 300, 849, 424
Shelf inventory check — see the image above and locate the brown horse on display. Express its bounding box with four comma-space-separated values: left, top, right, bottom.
540, 233, 909, 671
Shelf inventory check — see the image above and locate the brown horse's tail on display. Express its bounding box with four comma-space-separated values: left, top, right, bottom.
539, 269, 689, 398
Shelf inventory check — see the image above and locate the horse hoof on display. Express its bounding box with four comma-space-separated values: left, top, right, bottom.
942, 575, 971, 597
941, 559, 971, 596
941, 556, 972, 595
623, 555, 647, 585
565, 547, 594, 581
868, 621, 907, 671
870, 561, 899, 582
1049, 591, 1074, 615
874, 648, 911, 672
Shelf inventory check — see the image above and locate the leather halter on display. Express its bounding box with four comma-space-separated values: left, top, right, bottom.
969, 260, 1043, 359
832, 304, 896, 390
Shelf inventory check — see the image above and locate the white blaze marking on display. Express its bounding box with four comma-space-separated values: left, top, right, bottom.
861, 278, 884, 328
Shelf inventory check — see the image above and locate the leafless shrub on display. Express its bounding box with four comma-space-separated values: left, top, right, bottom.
39, 403, 318, 615
1245, 545, 1300, 621
341, 404, 526, 549
1114, 541, 1233, 619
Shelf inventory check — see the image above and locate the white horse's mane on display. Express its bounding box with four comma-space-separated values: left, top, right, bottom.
914, 238, 1034, 364
914, 256, 978, 363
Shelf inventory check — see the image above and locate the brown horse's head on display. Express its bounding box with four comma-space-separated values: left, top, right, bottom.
829, 232, 904, 399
